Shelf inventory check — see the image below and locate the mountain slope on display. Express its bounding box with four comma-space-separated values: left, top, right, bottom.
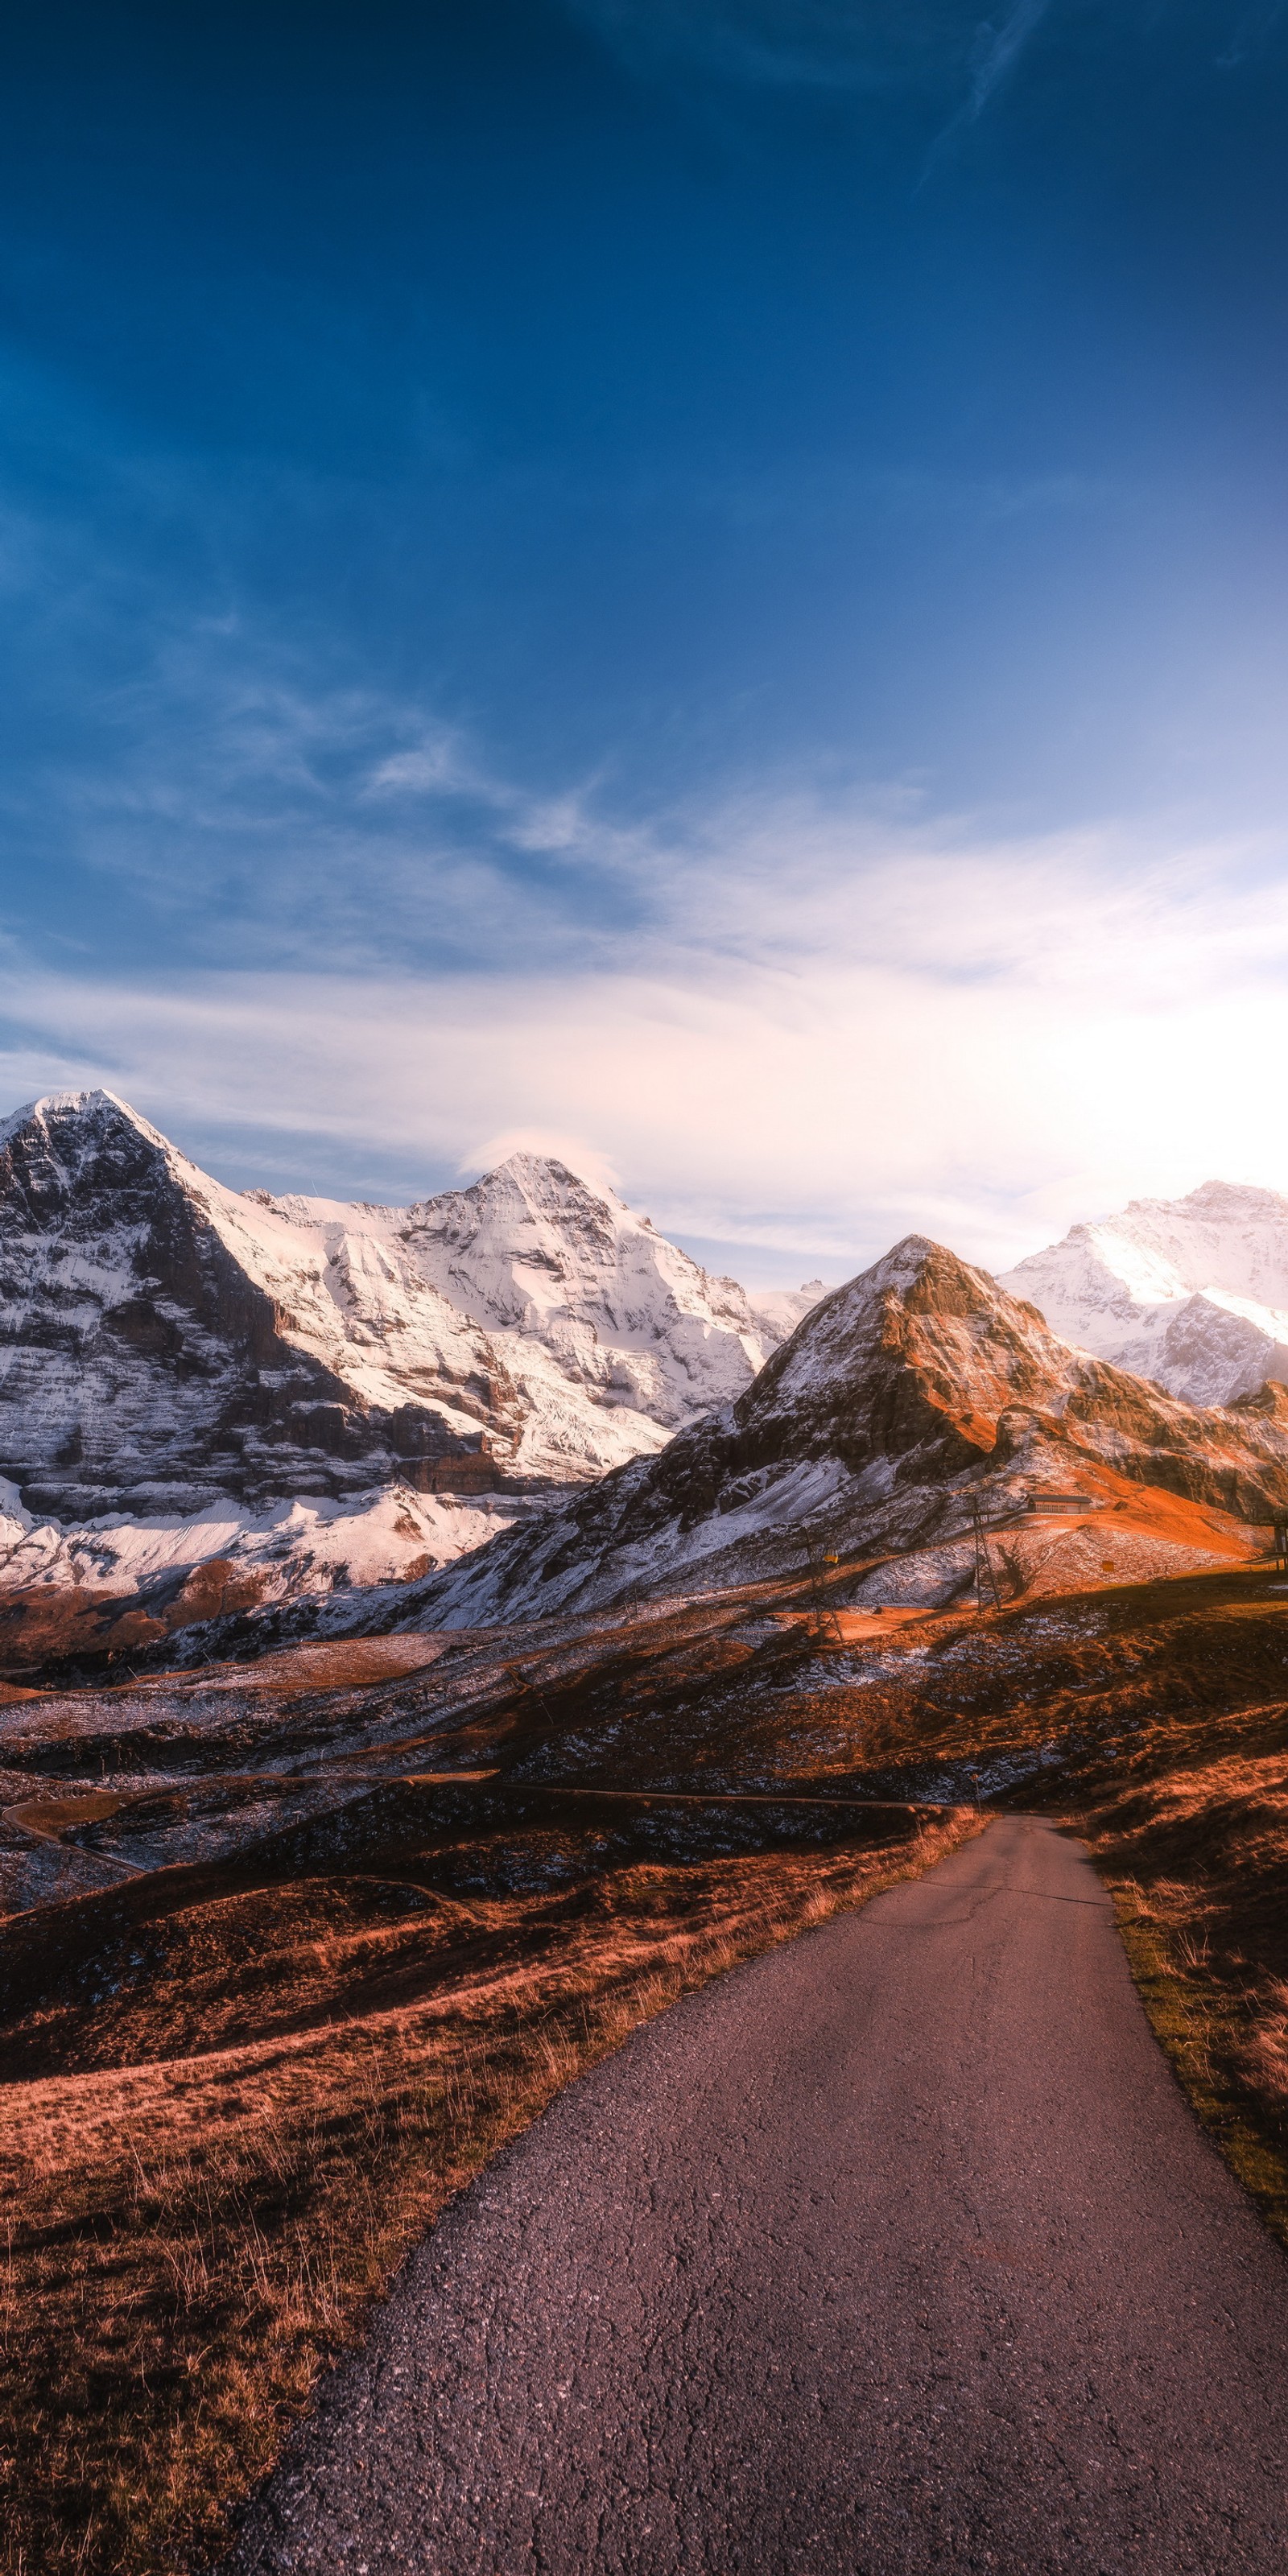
369, 1235, 1288, 1629
998, 1182, 1288, 1404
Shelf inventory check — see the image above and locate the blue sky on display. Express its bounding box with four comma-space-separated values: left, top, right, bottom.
4, 1, 1288, 1278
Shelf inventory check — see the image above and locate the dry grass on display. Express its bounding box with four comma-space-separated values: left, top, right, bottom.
1066, 1730, 1288, 2249
15, 1556, 1288, 2576
0, 1801, 977, 2576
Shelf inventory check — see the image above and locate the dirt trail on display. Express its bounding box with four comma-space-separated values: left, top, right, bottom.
225, 1817, 1288, 2574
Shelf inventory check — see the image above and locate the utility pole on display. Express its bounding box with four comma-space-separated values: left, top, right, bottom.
970, 1497, 1003, 1616
803, 1538, 846, 1646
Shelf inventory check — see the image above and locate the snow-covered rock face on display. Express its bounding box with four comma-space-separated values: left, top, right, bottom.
271, 1150, 808, 1484
998, 1182, 1288, 1405
0, 1091, 817, 1629
0, 1088, 506, 1525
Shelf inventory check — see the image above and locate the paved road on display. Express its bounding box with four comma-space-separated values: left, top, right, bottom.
226, 1817, 1288, 2574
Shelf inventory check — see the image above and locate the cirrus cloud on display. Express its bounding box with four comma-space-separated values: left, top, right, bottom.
2, 788, 1286, 1280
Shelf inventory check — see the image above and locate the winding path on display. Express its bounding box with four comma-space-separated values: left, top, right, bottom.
226, 1816, 1288, 2574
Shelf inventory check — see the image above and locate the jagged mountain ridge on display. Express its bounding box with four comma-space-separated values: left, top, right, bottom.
998, 1181, 1288, 1406
259, 1153, 803, 1480
0, 1091, 815, 1648
266, 1233, 1288, 1638
7, 1100, 1287, 1666
0, 1088, 808, 1517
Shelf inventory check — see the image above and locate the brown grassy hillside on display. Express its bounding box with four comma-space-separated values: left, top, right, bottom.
6, 1554, 1288, 2575
0, 1772, 974, 2576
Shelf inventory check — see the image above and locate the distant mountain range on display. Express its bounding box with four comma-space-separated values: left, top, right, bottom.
333, 1232, 1288, 1634
2, 1093, 1287, 1667
999, 1181, 1288, 1406
0, 1090, 816, 1655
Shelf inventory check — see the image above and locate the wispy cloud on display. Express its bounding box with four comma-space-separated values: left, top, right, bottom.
966, 0, 1052, 118
4, 361, 1286, 1279
566, 0, 1057, 122
564, 1, 984, 97
5, 796, 1288, 1277
6, 610, 650, 980
0, 361, 1127, 1001
1216, 2, 1287, 70
921, 0, 1054, 176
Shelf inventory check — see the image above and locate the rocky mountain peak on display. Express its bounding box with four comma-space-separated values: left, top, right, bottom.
877, 1233, 998, 1316
2, 1084, 145, 1134
757, 1234, 1074, 1443
0, 1087, 175, 1199
404, 1150, 638, 1277
396, 1147, 801, 1396
1168, 1178, 1288, 1220
481, 1147, 617, 1205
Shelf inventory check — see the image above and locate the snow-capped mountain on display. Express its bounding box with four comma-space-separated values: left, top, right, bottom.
15, 1095, 1286, 1666
262, 1152, 805, 1480
302, 1233, 1288, 1633
998, 1181, 1288, 1406
0, 1090, 817, 1652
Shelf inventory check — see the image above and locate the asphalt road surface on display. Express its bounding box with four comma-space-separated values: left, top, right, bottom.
226, 1816, 1288, 2574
